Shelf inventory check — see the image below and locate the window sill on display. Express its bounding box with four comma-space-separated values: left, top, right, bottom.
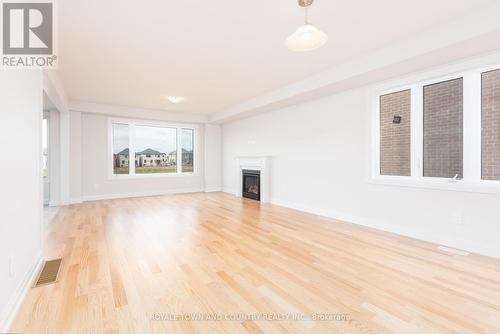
109, 172, 198, 180
369, 176, 500, 195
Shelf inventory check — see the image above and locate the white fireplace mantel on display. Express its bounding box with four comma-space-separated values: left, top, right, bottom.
235, 156, 272, 203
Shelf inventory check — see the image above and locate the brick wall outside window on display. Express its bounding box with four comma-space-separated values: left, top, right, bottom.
380, 90, 411, 176
482, 69, 500, 180
423, 78, 463, 178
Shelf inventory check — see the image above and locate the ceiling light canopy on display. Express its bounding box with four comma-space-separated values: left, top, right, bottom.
166, 96, 185, 104
286, 0, 328, 52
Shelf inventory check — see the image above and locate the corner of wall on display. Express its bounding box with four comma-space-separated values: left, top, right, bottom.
0, 254, 43, 333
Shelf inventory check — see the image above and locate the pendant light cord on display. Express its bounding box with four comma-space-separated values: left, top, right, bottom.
304, 6, 309, 24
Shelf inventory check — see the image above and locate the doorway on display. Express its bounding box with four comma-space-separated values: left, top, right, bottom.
42, 112, 50, 205
42, 93, 62, 227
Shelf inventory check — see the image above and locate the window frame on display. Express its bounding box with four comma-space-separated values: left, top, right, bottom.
133, 124, 178, 176
480, 68, 500, 181
180, 128, 195, 173
422, 77, 464, 179
379, 88, 412, 177
108, 118, 198, 179
371, 61, 500, 195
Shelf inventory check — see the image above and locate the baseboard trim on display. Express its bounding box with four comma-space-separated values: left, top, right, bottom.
222, 187, 237, 196
0, 254, 43, 333
270, 198, 500, 260
48, 200, 61, 207
82, 188, 205, 202
437, 246, 470, 256
68, 197, 83, 204
44, 207, 60, 228
204, 187, 222, 193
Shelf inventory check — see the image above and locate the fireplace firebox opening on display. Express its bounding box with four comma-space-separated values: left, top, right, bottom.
242, 169, 260, 201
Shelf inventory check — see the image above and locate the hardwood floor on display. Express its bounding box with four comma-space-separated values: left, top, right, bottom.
11, 192, 500, 333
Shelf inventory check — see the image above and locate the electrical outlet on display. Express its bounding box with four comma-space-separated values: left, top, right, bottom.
454, 213, 463, 226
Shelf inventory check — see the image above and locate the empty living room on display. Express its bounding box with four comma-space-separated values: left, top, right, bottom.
2, 0, 500, 333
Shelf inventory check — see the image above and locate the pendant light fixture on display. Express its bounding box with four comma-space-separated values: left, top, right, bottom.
285, 0, 328, 52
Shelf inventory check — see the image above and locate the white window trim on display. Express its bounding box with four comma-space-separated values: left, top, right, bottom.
108, 118, 198, 180
370, 59, 500, 195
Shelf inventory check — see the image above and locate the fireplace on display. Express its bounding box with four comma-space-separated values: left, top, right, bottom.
236, 156, 271, 203
242, 169, 260, 201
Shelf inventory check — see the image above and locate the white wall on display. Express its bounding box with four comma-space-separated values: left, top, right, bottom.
43, 70, 68, 114
79, 113, 206, 200
204, 124, 222, 192
70, 101, 208, 124
69, 111, 82, 201
59, 112, 70, 204
0, 70, 43, 330
222, 87, 500, 259
48, 109, 61, 205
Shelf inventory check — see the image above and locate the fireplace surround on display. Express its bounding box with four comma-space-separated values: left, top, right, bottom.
235, 156, 271, 203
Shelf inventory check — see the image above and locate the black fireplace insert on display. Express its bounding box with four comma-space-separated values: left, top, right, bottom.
242, 169, 260, 201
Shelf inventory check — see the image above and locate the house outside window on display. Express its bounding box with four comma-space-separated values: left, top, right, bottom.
111, 120, 196, 177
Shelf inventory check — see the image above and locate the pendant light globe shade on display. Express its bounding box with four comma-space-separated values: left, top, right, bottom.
285, 24, 328, 52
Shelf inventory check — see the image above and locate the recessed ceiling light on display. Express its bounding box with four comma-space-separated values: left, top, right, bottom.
166, 96, 185, 104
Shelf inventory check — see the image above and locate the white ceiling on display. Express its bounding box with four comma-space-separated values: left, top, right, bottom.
59, 0, 496, 115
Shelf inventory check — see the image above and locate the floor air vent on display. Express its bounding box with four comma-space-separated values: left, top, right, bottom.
35, 258, 62, 287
